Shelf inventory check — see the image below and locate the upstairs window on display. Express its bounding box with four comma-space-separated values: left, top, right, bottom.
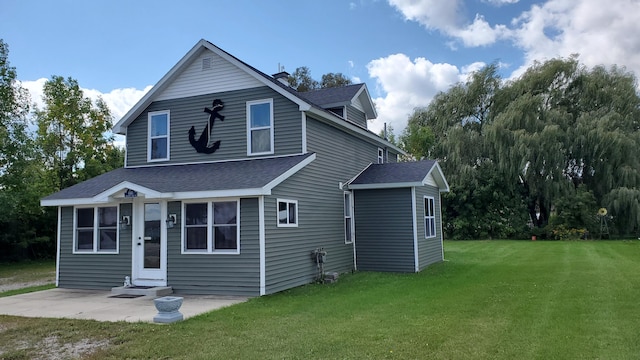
424, 196, 436, 238
75, 206, 119, 253
148, 110, 170, 161
247, 99, 274, 155
277, 199, 298, 227
378, 148, 384, 164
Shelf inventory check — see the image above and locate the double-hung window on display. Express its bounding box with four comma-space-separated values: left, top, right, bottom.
74, 206, 119, 253
277, 199, 298, 227
247, 99, 274, 155
148, 110, 170, 161
183, 200, 240, 254
424, 196, 436, 238
378, 148, 384, 164
344, 192, 354, 244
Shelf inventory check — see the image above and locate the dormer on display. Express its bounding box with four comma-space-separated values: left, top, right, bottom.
296, 84, 376, 128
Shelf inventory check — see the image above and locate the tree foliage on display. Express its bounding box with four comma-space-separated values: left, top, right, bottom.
35, 76, 117, 191
402, 58, 640, 238
287, 66, 352, 92
0, 39, 124, 260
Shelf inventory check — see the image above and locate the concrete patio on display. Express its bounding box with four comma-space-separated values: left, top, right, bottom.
0, 288, 247, 323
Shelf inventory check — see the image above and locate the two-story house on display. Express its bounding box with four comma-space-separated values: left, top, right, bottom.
41, 39, 449, 296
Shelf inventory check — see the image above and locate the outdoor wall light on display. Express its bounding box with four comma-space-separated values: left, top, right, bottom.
166, 214, 177, 229
120, 215, 130, 230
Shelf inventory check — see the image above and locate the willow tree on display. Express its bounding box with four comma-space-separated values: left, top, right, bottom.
402, 64, 528, 239
489, 58, 640, 233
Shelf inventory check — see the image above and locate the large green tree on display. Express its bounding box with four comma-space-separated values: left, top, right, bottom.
35, 76, 120, 191
0, 39, 53, 259
402, 58, 640, 238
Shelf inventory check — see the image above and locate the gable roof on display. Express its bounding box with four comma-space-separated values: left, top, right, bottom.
112, 39, 402, 154
41, 153, 315, 206
295, 84, 377, 119
347, 160, 449, 192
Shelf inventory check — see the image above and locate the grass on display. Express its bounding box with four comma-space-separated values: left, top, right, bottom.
0, 260, 55, 285
1, 241, 640, 359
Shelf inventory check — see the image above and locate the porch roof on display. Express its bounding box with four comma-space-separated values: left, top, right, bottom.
41, 153, 315, 206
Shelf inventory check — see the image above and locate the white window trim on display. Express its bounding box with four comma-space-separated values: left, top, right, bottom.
424, 196, 436, 239
344, 191, 354, 244
246, 98, 274, 156
277, 198, 298, 227
148, 110, 170, 162
72, 206, 120, 254
377, 148, 384, 164
181, 198, 241, 255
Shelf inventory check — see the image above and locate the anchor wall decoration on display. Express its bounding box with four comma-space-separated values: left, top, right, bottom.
189, 98, 225, 154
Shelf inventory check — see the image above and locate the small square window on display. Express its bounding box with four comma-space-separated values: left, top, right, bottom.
277, 199, 298, 227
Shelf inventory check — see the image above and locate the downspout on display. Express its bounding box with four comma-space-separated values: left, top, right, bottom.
411, 187, 419, 272
56, 206, 61, 287
258, 196, 266, 295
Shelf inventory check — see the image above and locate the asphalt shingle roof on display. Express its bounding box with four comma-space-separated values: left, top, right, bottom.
349, 160, 437, 186
295, 84, 364, 107
42, 153, 314, 201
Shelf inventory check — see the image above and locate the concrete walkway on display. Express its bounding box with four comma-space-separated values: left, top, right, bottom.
0, 288, 247, 323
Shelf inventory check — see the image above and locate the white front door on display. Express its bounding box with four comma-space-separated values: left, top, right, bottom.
133, 201, 167, 286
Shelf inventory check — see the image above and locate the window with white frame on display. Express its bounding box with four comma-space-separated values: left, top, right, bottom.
247, 99, 274, 155
377, 148, 384, 164
148, 110, 170, 161
424, 196, 436, 238
183, 200, 239, 253
277, 199, 298, 227
74, 206, 118, 253
344, 192, 354, 243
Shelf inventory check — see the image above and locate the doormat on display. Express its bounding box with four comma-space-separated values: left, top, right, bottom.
126, 286, 154, 289
109, 294, 145, 299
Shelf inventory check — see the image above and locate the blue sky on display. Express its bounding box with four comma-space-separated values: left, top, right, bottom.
2, 0, 639, 135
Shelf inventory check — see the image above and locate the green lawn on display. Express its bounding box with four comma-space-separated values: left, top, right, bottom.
1, 241, 639, 359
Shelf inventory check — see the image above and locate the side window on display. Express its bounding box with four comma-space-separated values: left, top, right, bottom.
182, 200, 240, 254
344, 192, 354, 244
378, 148, 384, 164
247, 99, 274, 155
148, 110, 170, 161
424, 196, 436, 238
74, 206, 119, 253
277, 199, 298, 227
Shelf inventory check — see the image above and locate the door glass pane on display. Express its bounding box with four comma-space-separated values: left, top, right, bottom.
144, 203, 161, 269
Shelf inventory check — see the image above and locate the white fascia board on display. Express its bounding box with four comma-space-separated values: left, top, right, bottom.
307, 107, 404, 155
353, 85, 377, 119
348, 181, 423, 190
41, 198, 109, 207
113, 39, 312, 134
263, 153, 316, 192
113, 40, 207, 134
93, 181, 165, 202
421, 162, 450, 192
200, 42, 312, 112
171, 188, 269, 200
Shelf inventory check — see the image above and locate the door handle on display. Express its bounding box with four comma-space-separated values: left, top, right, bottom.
137, 243, 141, 246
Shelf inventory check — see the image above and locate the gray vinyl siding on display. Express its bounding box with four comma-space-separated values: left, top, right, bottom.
415, 185, 444, 270
346, 105, 367, 128
57, 204, 132, 289
166, 198, 260, 296
353, 188, 415, 272
126, 86, 302, 166
263, 116, 381, 294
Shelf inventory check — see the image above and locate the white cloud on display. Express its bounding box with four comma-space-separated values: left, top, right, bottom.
388, 0, 508, 47
367, 53, 482, 136
510, 0, 640, 79
21, 78, 151, 124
